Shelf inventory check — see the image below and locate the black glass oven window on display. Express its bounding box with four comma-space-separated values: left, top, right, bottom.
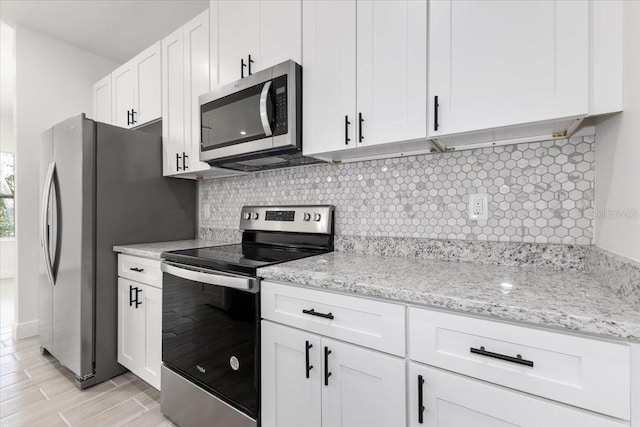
162, 274, 259, 418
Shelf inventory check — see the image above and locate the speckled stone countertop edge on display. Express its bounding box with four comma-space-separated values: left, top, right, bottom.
258, 261, 640, 343
113, 238, 240, 260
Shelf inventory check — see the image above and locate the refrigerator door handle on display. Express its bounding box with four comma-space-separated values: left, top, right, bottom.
41, 162, 56, 286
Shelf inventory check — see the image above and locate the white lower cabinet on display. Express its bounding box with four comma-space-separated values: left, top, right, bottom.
409, 363, 627, 427
261, 320, 406, 427
117, 277, 162, 390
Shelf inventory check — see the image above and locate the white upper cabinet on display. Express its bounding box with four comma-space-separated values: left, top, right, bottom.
162, 10, 210, 176
356, 0, 427, 147
183, 12, 212, 174
302, 0, 357, 155
213, 0, 301, 86
303, 0, 428, 158
112, 41, 162, 129
162, 27, 186, 176
428, 0, 589, 138
218, 0, 260, 85
112, 63, 135, 128
92, 74, 112, 124
134, 42, 162, 126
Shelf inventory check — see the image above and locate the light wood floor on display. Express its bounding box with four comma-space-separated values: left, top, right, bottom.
0, 278, 176, 426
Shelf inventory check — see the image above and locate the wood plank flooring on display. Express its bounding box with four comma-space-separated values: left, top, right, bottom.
0, 278, 175, 426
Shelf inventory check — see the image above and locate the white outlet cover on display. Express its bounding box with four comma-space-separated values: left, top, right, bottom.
469, 193, 488, 220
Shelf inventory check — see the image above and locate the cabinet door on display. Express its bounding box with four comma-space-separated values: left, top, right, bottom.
258, 0, 302, 70
136, 284, 162, 390
134, 41, 162, 126
302, 0, 357, 156
428, 0, 589, 137
321, 338, 406, 427
111, 62, 135, 129
162, 27, 185, 176
184, 10, 211, 173
218, 0, 260, 85
117, 278, 139, 372
356, 0, 427, 147
261, 321, 322, 427
409, 363, 627, 427
93, 74, 112, 124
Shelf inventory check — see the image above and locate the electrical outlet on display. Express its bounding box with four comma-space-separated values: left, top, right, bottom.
469, 193, 488, 220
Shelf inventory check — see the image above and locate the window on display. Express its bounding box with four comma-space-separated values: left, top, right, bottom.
0, 152, 15, 238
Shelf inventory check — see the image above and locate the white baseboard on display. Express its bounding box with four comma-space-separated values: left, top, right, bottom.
13, 319, 39, 340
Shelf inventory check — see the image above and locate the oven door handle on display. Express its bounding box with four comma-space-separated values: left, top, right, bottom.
161, 261, 258, 290
259, 80, 273, 137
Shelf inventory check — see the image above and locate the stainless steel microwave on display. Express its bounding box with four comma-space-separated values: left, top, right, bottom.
199, 60, 317, 172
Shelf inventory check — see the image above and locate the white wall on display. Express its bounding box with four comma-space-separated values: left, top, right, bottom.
14, 25, 117, 338
1, 21, 16, 280
594, 0, 640, 263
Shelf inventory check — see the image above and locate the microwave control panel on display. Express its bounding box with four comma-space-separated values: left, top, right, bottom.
272, 75, 288, 136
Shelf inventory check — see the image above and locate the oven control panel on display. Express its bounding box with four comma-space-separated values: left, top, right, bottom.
240, 205, 334, 234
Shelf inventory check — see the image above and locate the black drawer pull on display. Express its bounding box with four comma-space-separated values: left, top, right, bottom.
302, 309, 334, 320
324, 346, 332, 386
418, 375, 425, 424
305, 341, 313, 379
129, 267, 144, 273
470, 346, 534, 367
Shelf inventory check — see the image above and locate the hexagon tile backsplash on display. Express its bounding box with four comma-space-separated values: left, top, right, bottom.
199, 135, 595, 245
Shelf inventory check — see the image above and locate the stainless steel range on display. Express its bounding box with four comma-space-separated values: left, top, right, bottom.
160, 205, 335, 427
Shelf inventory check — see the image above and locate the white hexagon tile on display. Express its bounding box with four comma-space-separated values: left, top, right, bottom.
199, 135, 595, 245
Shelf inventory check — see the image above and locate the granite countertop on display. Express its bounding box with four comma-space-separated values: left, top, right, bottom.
113, 239, 237, 260
258, 252, 640, 341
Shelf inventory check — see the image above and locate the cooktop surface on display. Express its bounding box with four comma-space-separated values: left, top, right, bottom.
162, 243, 327, 276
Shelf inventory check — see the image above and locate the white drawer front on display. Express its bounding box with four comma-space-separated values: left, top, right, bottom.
408, 307, 630, 420
409, 363, 628, 427
261, 281, 405, 356
118, 254, 162, 288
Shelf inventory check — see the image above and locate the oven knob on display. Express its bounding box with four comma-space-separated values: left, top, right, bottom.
243, 212, 251, 220
252, 212, 259, 220
313, 213, 322, 222
303, 213, 311, 221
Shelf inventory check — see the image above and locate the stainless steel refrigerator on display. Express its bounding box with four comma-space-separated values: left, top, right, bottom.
39, 114, 196, 389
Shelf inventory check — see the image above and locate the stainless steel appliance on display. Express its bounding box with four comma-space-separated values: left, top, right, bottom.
160, 205, 335, 427
199, 60, 319, 172
39, 114, 196, 389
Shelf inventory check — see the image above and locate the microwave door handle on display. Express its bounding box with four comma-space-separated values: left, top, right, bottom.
259, 80, 273, 137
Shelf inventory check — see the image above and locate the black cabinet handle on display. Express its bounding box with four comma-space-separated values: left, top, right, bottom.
345, 115, 351, 145
126, 110, 132, 126
433, 96, 439, 132
129, 285, 135, 307
248, 54, 254, 75
134, 287, 142, 308
358, 112, 364, 142
182, 152, 188, 170
302, 309, 334, 320
241, 58, 246, 78
129, 267, 144, 272
418, 375, 425, 424
176, 153, 182, 171
305, 341, 313, 379
131, 109, 137, 125
324, 346, 332, 386
470, 346, 534, 367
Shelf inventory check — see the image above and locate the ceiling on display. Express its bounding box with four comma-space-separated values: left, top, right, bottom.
0, 0, 208, 63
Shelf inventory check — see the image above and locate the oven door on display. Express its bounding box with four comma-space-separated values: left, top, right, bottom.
200, 78, 275, 161
161, 261, 260, 419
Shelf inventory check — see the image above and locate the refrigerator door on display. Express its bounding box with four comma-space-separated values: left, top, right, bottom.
39, 128, 54, 353
50, 114, 95, 379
